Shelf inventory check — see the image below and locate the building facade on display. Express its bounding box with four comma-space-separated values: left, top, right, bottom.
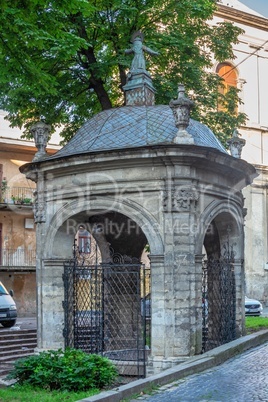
0, 118, 59, 316
213, 1, 268, 303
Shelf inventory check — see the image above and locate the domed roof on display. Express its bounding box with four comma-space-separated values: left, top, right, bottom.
50, 105, 227, 159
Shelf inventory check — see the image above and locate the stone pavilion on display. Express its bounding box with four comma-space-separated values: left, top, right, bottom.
21, 34, 256, 374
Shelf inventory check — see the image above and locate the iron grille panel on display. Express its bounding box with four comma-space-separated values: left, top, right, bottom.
63, 259, 151, 379
202, 258, 236, 352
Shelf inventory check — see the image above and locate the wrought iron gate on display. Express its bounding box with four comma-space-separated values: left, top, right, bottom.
62, 250, 151, 378
202, 257, 236, 352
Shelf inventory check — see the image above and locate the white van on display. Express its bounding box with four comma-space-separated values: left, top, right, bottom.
0, 281, 17, 328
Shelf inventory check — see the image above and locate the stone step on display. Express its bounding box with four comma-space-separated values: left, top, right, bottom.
0, 365, 14, 378
0, 329, 36, 339
0, 328, 37, 378
0, 344, 37, 358
0, 349, 36, 363
0, 352, 37, 377
0, 337, 37, 347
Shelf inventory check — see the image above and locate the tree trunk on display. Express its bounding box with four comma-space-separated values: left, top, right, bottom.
89, 76, 113, 110
76, 22, 113, 110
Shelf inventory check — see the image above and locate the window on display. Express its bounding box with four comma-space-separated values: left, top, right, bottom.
216, 63, 238, 112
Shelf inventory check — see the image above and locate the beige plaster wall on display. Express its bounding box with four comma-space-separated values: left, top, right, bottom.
1, 210, 35, 251
212, 5, 268, 305
243, 169, 268, 303
0, 272, 36, 317
0, 148, 37, 317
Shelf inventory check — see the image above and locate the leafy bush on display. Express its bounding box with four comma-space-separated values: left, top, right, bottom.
8, 348, 118, 392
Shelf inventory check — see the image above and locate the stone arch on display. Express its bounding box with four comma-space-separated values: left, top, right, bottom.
216, 61, 239, 82
213, 59, 241, 76
43, 197, 157, 362
195, 199, 245, 351
43, 196, 164, 259
195, 199, 244, 259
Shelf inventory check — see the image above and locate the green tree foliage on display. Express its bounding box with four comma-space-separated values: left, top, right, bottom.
0, 0, 246, 144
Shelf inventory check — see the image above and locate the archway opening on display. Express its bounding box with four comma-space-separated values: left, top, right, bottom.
201, 213, 239, 352
62, 210, 151, 378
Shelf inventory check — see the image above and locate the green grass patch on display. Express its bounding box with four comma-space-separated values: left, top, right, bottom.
245, 316, 268, 334
0, 348, 118, 402
0, 384, 98, 402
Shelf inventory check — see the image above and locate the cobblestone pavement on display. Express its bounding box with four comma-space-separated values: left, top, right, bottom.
131, 342, 268, 402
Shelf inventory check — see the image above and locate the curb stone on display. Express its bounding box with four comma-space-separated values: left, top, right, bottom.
76, 329, 268, 402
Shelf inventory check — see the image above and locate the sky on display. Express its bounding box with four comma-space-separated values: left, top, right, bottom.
240, 0, 268, 17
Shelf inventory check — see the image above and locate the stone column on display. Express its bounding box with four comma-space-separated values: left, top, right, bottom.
170, 181, 199, 359
233, 258, 245, 336
35, 258, 65, 352
147, 177, 200, 375
192, 254, 205, 354
147, 254, 172, 375
172, 214, 196, 358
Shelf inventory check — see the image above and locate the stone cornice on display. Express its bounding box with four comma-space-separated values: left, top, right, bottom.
20, 144, 257, 189
215, 4, 268, 32
254, 164, 268, 174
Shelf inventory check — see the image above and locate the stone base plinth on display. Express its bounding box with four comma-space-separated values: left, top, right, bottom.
147, 355, 188, 376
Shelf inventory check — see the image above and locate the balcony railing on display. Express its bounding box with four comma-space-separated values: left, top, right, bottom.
0, 186, 34, 205
0, 248, 36, 269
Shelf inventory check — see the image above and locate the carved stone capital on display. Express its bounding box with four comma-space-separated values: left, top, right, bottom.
163, 183, 199, 212
173, 185, 199, 211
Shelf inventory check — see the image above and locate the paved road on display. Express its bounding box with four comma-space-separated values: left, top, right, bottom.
0, 316, 36, 331
14, 316, 37, 330
132, 342, 268, 402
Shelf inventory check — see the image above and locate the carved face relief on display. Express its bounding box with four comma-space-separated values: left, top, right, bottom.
163, 185, 199, 212
173, 186, 199, 211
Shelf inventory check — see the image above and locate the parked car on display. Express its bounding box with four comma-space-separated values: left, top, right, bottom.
0, 281, 17, 327
245, 296, 263, 316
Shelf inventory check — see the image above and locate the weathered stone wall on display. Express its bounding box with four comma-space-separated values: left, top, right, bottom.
35, 259, 65, 351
